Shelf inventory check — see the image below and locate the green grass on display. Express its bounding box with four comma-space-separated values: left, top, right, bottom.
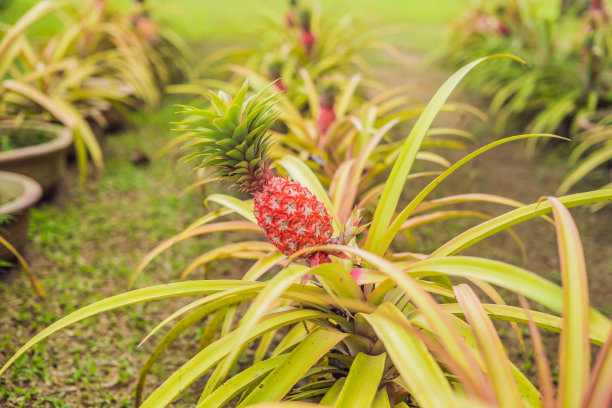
0, 99, 232, 407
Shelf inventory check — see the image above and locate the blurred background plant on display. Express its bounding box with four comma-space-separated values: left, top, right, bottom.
442, 0, 612, 195
0, 0, 189, 180
168, 1, 401, 103
165, 1, 489, 203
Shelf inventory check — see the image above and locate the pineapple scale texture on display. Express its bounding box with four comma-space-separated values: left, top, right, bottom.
253, 176, 333, 257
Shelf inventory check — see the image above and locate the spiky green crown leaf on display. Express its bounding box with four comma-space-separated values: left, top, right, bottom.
299, 8, 312, 29
175, 80, 282, 191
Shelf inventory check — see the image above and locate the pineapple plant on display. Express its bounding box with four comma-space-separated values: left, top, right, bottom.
285, 0, 298, 28
316, 82, 337, 140
299, 8, 315, 55
179, 81, 339, 265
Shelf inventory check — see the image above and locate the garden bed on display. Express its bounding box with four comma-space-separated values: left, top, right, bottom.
0, 60, 610, 406
1, 1, 611, 406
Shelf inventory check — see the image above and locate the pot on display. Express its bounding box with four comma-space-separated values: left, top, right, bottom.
0, 121, 73, 194
0, 171, 42, 260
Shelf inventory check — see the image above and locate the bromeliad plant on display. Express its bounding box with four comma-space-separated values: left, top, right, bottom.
444, 1, 611, 137
250, 1, 403, 84
443, 0, 612, 198
136, 78, 495, 285
2, 57, 612, 407
0, 0, 190, 180
179, 82, 341, 266
558, 116, 612, 197
173, 72, 484, 208
169, 0, 401, 113
0, 1, 107, 177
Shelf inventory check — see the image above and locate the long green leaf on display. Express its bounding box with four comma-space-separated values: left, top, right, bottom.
0, 234, 44, 298
401, 256, 610, 344
197, 355, 289, 408
239, 328, 347, 405
211, 265, 310, 395
365, 54, 524, 254
0, 281, 261, 376
141, 310, 336, 408
558, 146, 612, 194
410, 303, 607, 344
371, 389, 392, 408
432, 189, 612, 257
454, 284, 522, 408
320, 379, 346, 406
545, 197, 590, 408
377, 134, 560, 255
311, 263, 365, 301
334, 353, 386, 408
363, 303, 457, 408
582, 327, 612, 408
136, 303, 246, 406
206, 194, 256, 223
130, 221, 259, 288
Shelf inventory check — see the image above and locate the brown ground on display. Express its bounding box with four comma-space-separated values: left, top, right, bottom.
378, 52, 611, 313
379, 51, 612, 379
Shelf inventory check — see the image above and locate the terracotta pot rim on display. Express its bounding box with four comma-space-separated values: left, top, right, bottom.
0, 121, 73, 163
0, 171, 43, 215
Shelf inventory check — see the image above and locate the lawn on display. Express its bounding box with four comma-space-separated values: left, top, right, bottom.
0, 101, 220, 407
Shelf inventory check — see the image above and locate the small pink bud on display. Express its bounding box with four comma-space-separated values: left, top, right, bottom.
350, 268, 365, 285
285, 12, 295, 27
301, 30, 315, 54
317, 105, 336, 138
274, 80, 286, 92
310, 251, 331, 267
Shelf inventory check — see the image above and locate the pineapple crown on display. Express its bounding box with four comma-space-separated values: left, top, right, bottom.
299, 9, 312, 30
268, 60, 284, 79
177, 80, 282, 192
318, 82, 339, 107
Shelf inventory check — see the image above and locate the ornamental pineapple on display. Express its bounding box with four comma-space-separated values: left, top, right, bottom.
317, 84, 337, 139
179, 81, 335, 263
299, 9, 315, 55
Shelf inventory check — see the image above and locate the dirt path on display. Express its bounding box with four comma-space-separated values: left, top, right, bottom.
378, 51, 612, 314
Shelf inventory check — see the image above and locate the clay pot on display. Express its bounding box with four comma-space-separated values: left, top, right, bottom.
0, 122, 73, 195
0, 171, 42, 261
